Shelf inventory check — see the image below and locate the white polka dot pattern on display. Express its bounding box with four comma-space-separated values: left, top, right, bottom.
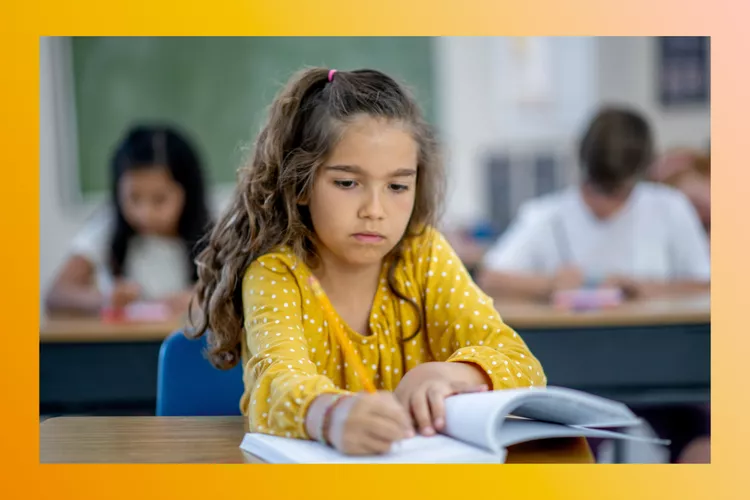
238, 227, 546, 440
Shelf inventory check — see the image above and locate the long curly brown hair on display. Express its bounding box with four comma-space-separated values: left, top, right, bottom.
189, 67, 445, 370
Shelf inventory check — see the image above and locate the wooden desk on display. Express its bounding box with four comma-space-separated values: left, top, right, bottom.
498, 294, 711, 406
39, 416, 594, 464
496, 293, 710, 329
39, 294, 709, 343
40, 316, 184, 414
40, 316, 183, 343
39, 295, 710, 414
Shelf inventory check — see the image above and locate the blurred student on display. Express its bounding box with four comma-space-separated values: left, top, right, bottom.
46, 125, 213, 316
476, 107, 711, 462
476, 107, 710, 302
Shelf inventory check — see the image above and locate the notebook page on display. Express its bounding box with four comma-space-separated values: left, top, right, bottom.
494, 420, 669, 449
443, 390, 526, 452
240, 433, 503, 464
506, 387, 640, 427
442, 387, 642, 451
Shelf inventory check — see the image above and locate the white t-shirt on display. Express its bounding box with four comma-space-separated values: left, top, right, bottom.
482, 182, 710, 282
69, 209, 192, 300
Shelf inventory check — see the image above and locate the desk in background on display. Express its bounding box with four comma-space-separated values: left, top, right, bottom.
40, 294, 710, 415
498, 293, 710, 329
500, 294, 710, 406
40, 316, 182, 414
39, 416, 594, 464
40, 317, 183, 343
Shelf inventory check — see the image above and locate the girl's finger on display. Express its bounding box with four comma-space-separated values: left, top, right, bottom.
426, 385, 449, 430
409, 391, 434, 436
364, 416, 408, 443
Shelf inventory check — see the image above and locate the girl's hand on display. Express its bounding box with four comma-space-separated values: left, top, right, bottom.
551, 265, 585, 293
326, 392, 413, 456
394, 362, 489, 436
602, 275, 655, 300
108, 280, 141, 309
164, 290, 194, 314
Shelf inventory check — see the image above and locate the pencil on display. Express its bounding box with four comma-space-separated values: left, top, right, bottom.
308, 276, 377, 393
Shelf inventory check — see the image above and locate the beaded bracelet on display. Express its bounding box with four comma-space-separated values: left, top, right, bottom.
317, 394, 351, 446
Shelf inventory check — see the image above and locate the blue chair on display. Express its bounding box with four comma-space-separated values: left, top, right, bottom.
156, 330, 244, 416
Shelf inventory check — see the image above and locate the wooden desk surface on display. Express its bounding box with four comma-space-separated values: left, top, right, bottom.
39, 416, 594, 464
39, 294, 710, 343
40, 316, 184, 343
497, 293, 710, 329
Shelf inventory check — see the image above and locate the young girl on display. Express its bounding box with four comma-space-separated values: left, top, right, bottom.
192, 68, 545, 456
46, 125, 213, 316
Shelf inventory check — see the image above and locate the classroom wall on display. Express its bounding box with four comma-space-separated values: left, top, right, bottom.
438, 36, 710, 226
39, 37, 710, 311
39, 38, 235, 314
40, 38, 92, 310
597, 36, 710, 151
437, 37, 600, 226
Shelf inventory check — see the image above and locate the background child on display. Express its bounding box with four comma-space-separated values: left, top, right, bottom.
191, 68, 545, 456
46, 125, 213, 316
477, 107, 710, 302
476, 107, 711, 462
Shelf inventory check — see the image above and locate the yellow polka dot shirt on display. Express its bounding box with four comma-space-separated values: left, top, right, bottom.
240, 227, 546, 439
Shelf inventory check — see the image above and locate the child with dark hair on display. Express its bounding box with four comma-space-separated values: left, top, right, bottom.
46, 125, 213, 316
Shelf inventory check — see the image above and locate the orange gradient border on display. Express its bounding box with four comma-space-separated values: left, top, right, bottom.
2, 1, 745, 499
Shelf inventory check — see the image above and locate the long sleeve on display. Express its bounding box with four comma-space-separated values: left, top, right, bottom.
241, 256, 350, 438
415, 229, 547, 389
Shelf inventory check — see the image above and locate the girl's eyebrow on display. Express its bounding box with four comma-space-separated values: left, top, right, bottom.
325, 165, 417, 177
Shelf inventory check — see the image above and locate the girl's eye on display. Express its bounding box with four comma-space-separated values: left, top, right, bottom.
334, 180, 357, 189
390, 183, 409, 193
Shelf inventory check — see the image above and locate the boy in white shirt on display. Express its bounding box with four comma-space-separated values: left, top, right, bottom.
476, 107, 710, 463
478, 107, 710, 301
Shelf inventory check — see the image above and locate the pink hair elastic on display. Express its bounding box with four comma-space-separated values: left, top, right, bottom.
328, 69, 337, 82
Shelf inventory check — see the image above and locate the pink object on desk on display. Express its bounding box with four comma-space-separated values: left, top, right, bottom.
552, 288, 624, 311
102, 301, 173, 324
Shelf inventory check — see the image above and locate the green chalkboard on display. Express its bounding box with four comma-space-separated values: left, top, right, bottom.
71, 37, 437, 194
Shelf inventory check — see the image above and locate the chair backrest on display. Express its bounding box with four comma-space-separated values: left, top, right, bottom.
156, 331, 244, 416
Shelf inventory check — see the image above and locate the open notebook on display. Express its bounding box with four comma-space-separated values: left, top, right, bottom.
239, 386, 668, 463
